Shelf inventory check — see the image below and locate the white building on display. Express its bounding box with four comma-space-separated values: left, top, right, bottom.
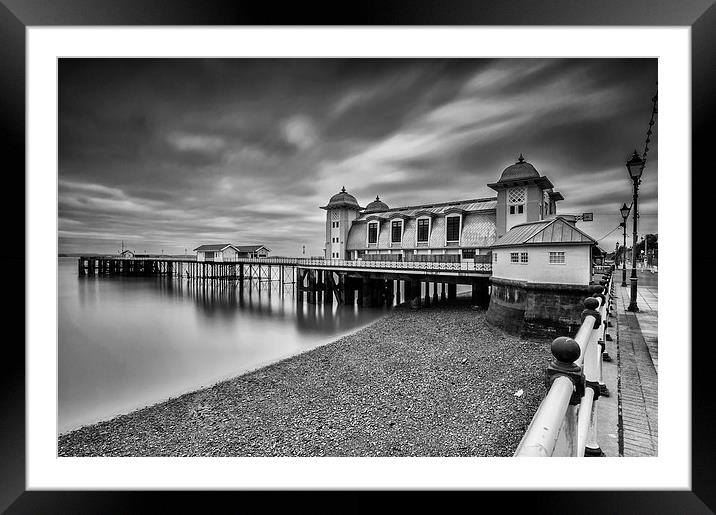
234, 245, 271, 259
490, 216, 597, 285
320, 155, 564, 262
194, 244, 239, 262
193, 244, 271, 262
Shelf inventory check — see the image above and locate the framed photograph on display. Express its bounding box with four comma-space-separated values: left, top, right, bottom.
3, 0, 710, 512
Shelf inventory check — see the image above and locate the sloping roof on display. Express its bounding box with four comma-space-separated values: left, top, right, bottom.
490, 217, 596, 248
235, 245, 271, 253
346, 211, 497, 250
354, 197, 496, 222
193, 244, 235, 252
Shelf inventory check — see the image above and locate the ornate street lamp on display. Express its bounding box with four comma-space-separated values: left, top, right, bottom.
619, 202, 631, 287
625, 150, 645, 311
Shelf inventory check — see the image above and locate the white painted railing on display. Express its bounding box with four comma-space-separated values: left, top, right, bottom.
514, 266, 614, 457
291, 258, 492, 272
100, 256, 492, 272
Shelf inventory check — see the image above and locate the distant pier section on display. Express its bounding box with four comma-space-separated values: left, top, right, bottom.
77, 256, 492, 308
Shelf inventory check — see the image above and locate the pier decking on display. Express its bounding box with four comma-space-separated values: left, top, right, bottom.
77, 256, 493, 308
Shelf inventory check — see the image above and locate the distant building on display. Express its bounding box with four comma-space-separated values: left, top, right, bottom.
194, 244, 239, 262
119, 249, 135, 259
320, 155, 564, 261
193, 244, 271, 262
234, 245, 271, 259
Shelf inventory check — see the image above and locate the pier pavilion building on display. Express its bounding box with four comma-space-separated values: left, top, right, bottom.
321, 155, 564, 262
194, 244, 271, 262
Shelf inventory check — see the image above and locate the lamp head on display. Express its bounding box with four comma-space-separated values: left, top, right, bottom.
626, 150, 644, 180
620, 202, 631, 219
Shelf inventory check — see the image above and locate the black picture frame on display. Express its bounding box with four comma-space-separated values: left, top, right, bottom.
1, 1, 710, 512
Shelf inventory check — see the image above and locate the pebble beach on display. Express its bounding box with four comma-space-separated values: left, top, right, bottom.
58, 300, 551, 457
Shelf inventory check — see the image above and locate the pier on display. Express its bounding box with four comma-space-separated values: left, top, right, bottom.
77, 256, 493, 308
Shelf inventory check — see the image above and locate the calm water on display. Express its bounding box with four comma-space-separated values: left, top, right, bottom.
58, 257, 390, 433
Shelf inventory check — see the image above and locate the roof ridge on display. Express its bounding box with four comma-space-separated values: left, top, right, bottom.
362, 196, 497, 214
507, 218, 554, 229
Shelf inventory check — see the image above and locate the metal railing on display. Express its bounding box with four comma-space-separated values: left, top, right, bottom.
593, 264, 612, 275
293, 258, 492, 272
88, 255, 493, 272
514, 265, 615, 457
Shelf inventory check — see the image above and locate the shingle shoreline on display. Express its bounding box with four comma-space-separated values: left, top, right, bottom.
58, 301, 550, 457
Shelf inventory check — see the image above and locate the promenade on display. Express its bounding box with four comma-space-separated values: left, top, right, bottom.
599, 269, 658, 457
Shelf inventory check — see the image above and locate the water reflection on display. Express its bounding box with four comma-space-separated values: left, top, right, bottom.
58, 258, 388, 433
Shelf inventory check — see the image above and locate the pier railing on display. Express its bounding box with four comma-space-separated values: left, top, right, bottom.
78, 255, 492, 277
513, 266, 615, 457
293, 258, 492, 272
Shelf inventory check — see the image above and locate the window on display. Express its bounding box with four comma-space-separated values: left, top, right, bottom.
368, 222, 378, 244
508, 187, 526, 204
508, 186, 526, 215
520, 252, 529, 264
391, 221, 402, 243
549, 251, 566, 264
462, 248, 475, 259
493, 252, 498, 262
446, 216, 460, 242
510, 252, 519, 263
417, 218, 429, 243
205, 251, 214, 260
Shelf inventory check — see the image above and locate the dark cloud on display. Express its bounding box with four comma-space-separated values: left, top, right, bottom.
59, 58, 657, 256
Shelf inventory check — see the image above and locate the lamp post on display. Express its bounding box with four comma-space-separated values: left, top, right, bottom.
625, 150, 644, 312
619, 202, 631, 287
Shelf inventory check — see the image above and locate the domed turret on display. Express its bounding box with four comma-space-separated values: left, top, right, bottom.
497, 154, 540, 182
364, 195, 389, 214
321, 186, 362, 260
321, 186, 362, 211
488, 154, 561, 238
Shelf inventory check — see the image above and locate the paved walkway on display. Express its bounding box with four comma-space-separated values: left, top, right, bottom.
609, 270, 658, 456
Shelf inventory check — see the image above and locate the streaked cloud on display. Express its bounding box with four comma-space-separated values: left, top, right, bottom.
59, 58, 657, 256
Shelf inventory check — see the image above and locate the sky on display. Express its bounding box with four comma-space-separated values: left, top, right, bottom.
58, 58, 657, 257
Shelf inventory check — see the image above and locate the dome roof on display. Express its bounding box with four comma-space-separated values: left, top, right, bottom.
364, 195, 389, 213
498, 154, 540, 182
323, 186, 361, 210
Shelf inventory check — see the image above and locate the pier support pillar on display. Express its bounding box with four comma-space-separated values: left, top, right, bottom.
441, 283, 447, 303
324, 271, 334, 304
395, 280, 401, 305
307, 270, 316, 304
471, 280, 490, 308
448, 283, 457, 302
356, 278, 364, 306
386, 280, 394, 306
359, 278, 374, 308
432, 282, 439, 305
410, 279, 422, 309
343, 276, 353, 305
423, 282, 431, 306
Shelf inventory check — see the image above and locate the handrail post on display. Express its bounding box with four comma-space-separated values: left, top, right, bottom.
515, 336, 584, 456
585, 282, 609, 457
